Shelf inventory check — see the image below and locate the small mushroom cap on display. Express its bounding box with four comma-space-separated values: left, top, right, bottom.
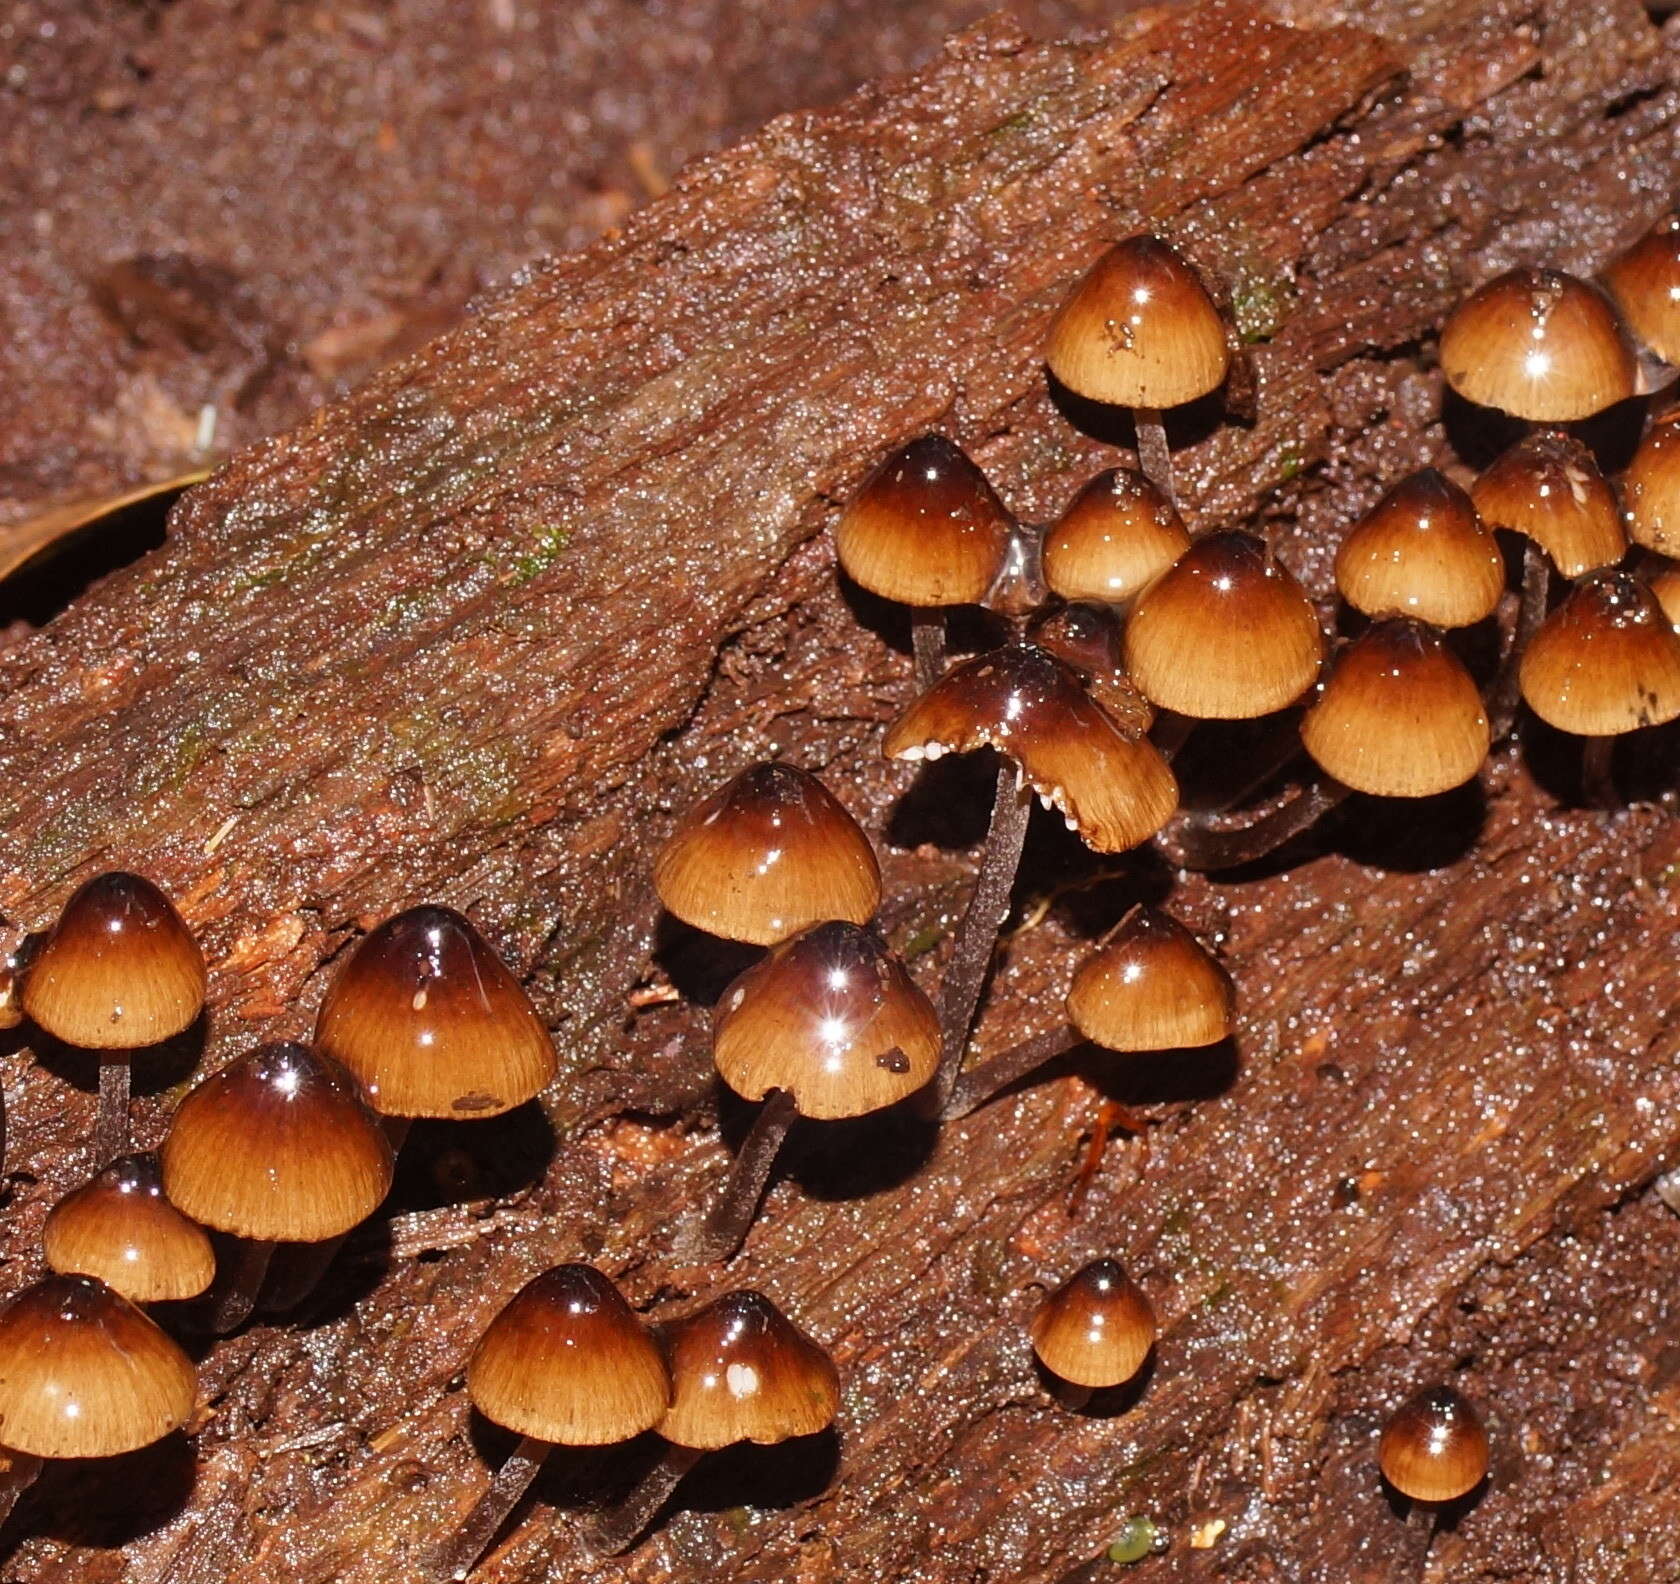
833, 435, 1016, 607
0, 963, 20, 1030
43, 1154, 215, 1304
161, 1042, 394, 1243
1026, 602, 1155, 737
1046, 236, 1230, 410
0, 1275, 196, 1460
1623, 407, 1680, 557
1042, 468, 1191, 604
1470, 431, 1625, 576
1518, 571, 1680, 736
1066, 906, 1234, 1052
1334, 470, 1504, 629
1030, 1260, 1156, 1389
1300, 620, 1490, 798
712, 922, 938, 1120
468, 1264, 670, 1445
1124, 532, 1325, 719
654, 763, 881, 946
1440, 268, 1637, 422
1648, 560, 1680, 628
882, 645, 1178, 854
659, 1290, 839, 1451
314, 905, 557, 1119
20, 871, 205, 1050
1602, 214, 1680, 364
1378, 1385, 1489, 1504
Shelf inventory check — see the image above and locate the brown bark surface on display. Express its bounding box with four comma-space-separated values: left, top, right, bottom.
0, 2, 1678, 1581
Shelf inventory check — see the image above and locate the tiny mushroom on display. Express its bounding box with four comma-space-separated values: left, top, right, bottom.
1623, 405, 1680, 558
1378, 1385, 1490, 1505
1602, 212, 1680, 367
1471, 430, 1625, 579
1041, 467, 1191, 608
1031, 1259, 1157, 1407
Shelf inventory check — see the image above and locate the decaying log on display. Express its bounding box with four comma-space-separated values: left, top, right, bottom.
0, 1, 1677, 1580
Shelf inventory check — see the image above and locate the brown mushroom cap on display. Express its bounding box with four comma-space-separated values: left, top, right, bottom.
1602, 213, 1680, 365
1123, 532, 1325, 719
1042, 468, 1191, 604
1440, 268, 1637, 422
0, 1275, 196, 1460
20, 871, 205, 1050
43, 1154, 215, 1304
883, 644, 1177, 853
1470, 431, 1625, 577
1030, 1260, 1157, 1390
1518, 571, 1680, 735
1623, 406, 1680, 557
314, 905, 557, 1119
1066, 906, 1234, 1053
1649, 560, 1680, 628
1378, 1385, 1489, 1504
0, 962, 20, 1031
1334, 470, 1504, 629
1300, 620, 1491, 798
468, 1264, 670, 1445
659, 1290, 839, 1451
161, 1042, 394, 1243
1046, 236, 1230, 410
1026, 602, 1156, 737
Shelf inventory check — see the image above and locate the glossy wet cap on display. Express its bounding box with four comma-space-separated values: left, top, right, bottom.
1623, 407, 1680, 557
883, 645, 1177, 854
1046, 236, 1230, 410
21, 871, 205, 1050
659, 1290, 839, 1451
314, 905, 557, 1119
1602, 213, 1680, 364
43, 1154, 215, 1304
1124, 532, 1325, 719
1030, 1260, 1156, 1390
1440, 268, 1636, 421
1301, 620, 1490, 798
161, 1042, 394, 1242
1334, 470, 1504, 628
1025, 602, 1155, 737
1649, 560, 1680, 628
0, 1275, 196, 1460
1378, 1385, 1489, 1503
1518, 571, 1680, 735
468, 1264, 670, 1445
1042, 468, 1191, 604
1066, 906, 1234, 1053
1470, 431, 1624, 576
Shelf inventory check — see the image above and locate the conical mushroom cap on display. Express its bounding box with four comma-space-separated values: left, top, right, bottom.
1334, 470, 1504, 628
1470, 431, 1624, 577
1026, 602, 1155, 737
1602, 214, 1680, 364
883, 645, 1178, 854
659, 1290, 839, 1451
1124, 532, 1325, 719
1066, 907, 1234, 1052
314, 905, 557, 1119
1378, 1385, 1489, 1504
712, 922, 938, 1120
1042, 468, 1190, 604
468, 1264, 670, 1445
1623, 407, 1680, 557
1440, 268, 1636, 421
21, 871, 205, 1050
1030, 1259, 1156, 1389
1518, 572, 1680, 735
1300, 620, 1490, 798
162, 1042, 394, 1243
0, 1276, 196, 1459
834, 435, 1016, 607
1046, 236, 1230, 410
654, 763, 881, 947
43, 1154, 215, 1304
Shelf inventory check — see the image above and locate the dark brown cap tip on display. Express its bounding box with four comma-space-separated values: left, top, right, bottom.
1602, 213, 1680, 365
1624, 406, 1680, 558
1030, 1260, 1156, 1389
1378, 1385, 1489, 1504
1066, 906, 1234, 1053
1470, 431, 1624, 577
43, 1153, 215, 1304
1042, 468, 1190, 604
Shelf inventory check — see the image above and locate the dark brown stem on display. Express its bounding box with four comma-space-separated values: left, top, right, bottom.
944, 1025, 1081, 1120
1487, 538, 1548, 740
586, 1444, 704, 1557
211, 1238, 275, 1335
1050, 1377, 1094, 1412
698, 1088, 798, 1262
1133, 406, 1174, 510
910, 608, 946, 694
430, 1434, 549, 1582
94, 1054, 131, 1166
1156, 778, 1350, 871
0, 1452, 42, 1538
1581, 735, 1618, 809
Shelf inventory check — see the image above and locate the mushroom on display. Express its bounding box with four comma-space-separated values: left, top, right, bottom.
1041, 467, 1190, 608
1602, 212, 1680, 368
1623, 404, 1680, 559
1025, 602, 1156, 739
1030, 1259, 1157, 1409
1648, 558, 1680, 627
1378, 1385, 1489, 1505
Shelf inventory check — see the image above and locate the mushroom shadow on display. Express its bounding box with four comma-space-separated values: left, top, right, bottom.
1032, 1349, 1157, 1419
1085, 1037, 1241, 1108
1046, 368, 1227, 455
389, 1104, 559, 1214
1322, 781, 1488, 873
269, 1214, 397, 1327
651, 914, 764, 1011
25, 1008, 208, 1101
22, 1431, 196, 1549
884, 751, 1000, 852
674, 1427, 840, 1519
1379, 1471, 1489, 1526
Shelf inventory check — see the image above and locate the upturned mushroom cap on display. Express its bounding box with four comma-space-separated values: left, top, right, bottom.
659, 1290, 839, 1451
1470, 431, 1625, 576
1440, 268, 1637, 421
1300, 620, 1490, 798
1046, 236, 1230, 410
0, 1275, 196, 1460
467, 1264, 670, 1445
1123, 532, 1325, 719
1378, 1385, 1489, 1504
1026, 602, 1155, 737
43, 1154, 215, 1304
1066, 906, 1234, 1053
20, 871, 205, 1050
882, 645, 1177, 854
654, 763, 881, 947
1649, 560, 1680, 628
712, 922, 938, 1120
1042, 468, 1191, 604
1602, 213, 1680, 364
1334, 470, 1504, 629
1518, 571, 1680, 735
833, 435, 1017, 607
1623, 407, 1680, 557
161, 1042, 394, 1243
1030, 1259, 1156, 1389
314, 905, 557, 1119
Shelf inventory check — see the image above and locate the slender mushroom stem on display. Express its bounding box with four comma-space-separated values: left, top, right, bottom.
94, 1054, 131, 1166
1581, 736, 1618, 809
698, 1088, 799, 1263
0, 1452, 41, 1536
944, 1026, 1081, 1120
1486, 539, 1548, 739
586, 1444, 704, 1557
210, 1237, 276, 1335
1050, 1378, 1095, 1412
910, 609, 946, 694
430, 1435, 551, 1582
1156, 778, 1350, 872
1133, 407, 1174, 509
